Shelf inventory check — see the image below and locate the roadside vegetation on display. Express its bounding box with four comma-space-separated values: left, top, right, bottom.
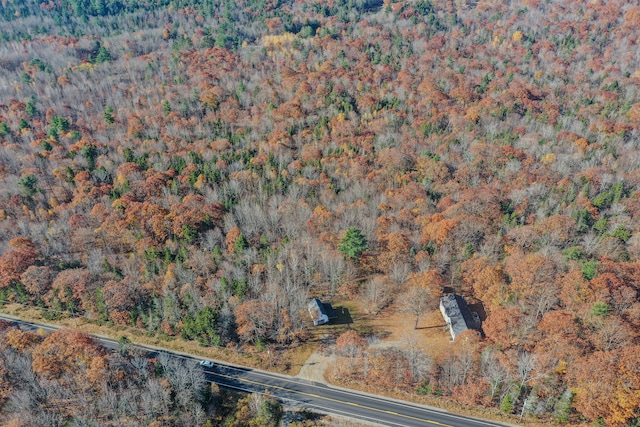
1, 0, 640, 425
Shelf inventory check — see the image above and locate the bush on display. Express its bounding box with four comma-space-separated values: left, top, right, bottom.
581, 260, 598, 280
563, 246, 585, 261
257, 398, 282, 426
590, 301, 611, 317
500, 394, 514, 414
554, 389, 574, 424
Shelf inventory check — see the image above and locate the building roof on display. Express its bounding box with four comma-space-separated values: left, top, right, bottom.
308, 298, 337, 321
308, 298, 328, 317
440, 294, 478, 339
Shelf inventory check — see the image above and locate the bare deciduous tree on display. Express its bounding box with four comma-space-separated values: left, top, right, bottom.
397, 284, 437, 329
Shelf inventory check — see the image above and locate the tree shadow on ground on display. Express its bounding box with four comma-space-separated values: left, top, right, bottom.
416, 323, 448, 330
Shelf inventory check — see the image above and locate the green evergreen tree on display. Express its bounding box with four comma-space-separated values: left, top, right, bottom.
257, 398, 283, 426
500, 394, 514, 414
0, 122, 10, 136
103, 106, 115, 124
581, 260, 598, 280
182, 306, 220, 346
95, 46, 111, 63
51, 116, 70, 132
554, 389, 574, 424
338, 227, 368, 262
18, 174, 39, 198
181, 224, 198, 244
95, 288, 109, 322
591, 301, 611, 317
25, 100, 37, 116
234, 232, 249, 254
21, 72, 32, 85
162, 100, 171, 116
82, 145, 99, 170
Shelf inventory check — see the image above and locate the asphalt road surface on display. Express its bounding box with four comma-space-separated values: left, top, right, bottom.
0, 314, 511, 427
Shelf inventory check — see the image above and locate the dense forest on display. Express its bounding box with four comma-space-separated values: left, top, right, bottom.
0, 323, 212, 426
1, 0, 640, 425
0, 321, 291, 426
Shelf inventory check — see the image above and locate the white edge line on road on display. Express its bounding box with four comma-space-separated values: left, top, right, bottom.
203, 359, 507, 427
210, 380, 407, 427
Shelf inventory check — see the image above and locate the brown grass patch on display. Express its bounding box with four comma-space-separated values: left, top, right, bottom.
324, 297, 452, 359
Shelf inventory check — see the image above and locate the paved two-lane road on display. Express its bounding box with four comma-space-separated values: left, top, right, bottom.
0, 314, 511, 427
201, 362, 507, 427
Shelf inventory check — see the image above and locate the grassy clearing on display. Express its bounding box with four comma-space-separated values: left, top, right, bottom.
313, 299, 374, 337
317, 297, 452, 356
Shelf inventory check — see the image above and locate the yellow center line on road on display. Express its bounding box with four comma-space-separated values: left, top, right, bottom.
210, 371, 453, 427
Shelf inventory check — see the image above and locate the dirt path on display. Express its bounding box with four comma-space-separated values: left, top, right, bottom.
296, 348, 335, 383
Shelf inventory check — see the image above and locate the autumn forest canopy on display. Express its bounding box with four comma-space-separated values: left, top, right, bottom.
1, 0, 640, 425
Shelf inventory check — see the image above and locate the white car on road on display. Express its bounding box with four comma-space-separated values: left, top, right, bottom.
199, 360, 214, 368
